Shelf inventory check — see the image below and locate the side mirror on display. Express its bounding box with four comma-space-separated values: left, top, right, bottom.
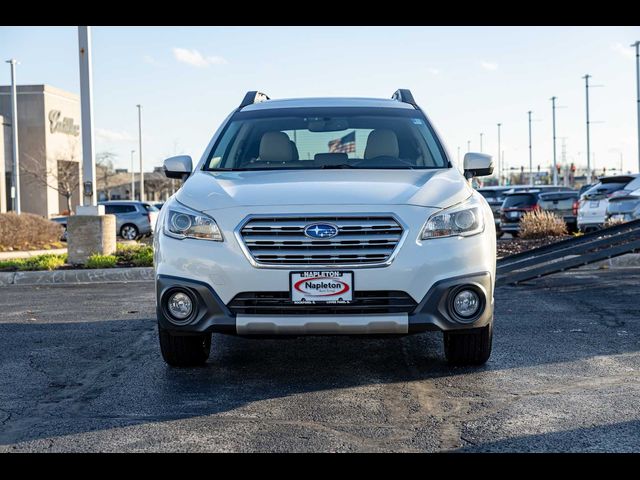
463, 152, 493, 179
163, 155, 192, 180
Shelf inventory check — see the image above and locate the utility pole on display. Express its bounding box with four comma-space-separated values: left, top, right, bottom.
479, 132, 484, 153
583, 74, 592, 181
130, 149, 136, 200
632, 41, 640, 172
497, 123, 501, 185
551, 97, 558, 186
78, 27, 97, 207
528, 110, 533, 185
5, 59, 20, 213
561, 138, 568, 186
137, 104, 144, 202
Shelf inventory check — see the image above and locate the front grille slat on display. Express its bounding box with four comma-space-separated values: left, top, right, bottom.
240, 215, 403, 266
228, 291, 417, 315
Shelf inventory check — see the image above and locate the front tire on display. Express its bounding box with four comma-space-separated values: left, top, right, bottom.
159, 327, 211, 367
443, 323, 492, 366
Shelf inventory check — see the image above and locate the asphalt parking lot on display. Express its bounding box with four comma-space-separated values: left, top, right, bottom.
1, 269, 639, 452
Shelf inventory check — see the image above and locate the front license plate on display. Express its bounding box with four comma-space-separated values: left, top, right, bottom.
508, 212, 519, 219
291, 271, 353, 304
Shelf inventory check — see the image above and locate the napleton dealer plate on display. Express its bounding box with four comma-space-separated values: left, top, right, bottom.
291, 271, 353, 304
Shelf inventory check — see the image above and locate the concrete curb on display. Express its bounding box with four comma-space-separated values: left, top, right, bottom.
0, 267, 154, 286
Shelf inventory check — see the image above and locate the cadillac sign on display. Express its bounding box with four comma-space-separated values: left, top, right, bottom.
48, 110, 80, 136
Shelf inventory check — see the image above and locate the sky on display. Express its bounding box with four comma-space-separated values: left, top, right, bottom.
1, 26, 639, 175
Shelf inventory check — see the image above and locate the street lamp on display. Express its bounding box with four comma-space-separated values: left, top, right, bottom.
583, 74, 592, 180
479, 132, 484, 153
497, 123, 501, 185
632, 41, 640, 172
78, 27, 97, 207
5, 58, 20, 213
551, 97, 558, 186
467, 140, 471, 152
528, 111, 533, 185
130, 149, 136, 200
136, 104, 144, 202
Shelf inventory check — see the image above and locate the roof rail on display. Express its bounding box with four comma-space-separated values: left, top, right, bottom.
239, 91, 270, 108
391, 89, 417, 107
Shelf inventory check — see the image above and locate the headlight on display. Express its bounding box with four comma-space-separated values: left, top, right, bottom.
164, 204, 223, 241
420, 200, 484, 239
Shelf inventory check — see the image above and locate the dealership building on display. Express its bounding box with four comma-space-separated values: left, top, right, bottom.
0, 84, 82, 217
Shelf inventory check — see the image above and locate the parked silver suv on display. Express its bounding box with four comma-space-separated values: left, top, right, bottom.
99, 201, 160, 240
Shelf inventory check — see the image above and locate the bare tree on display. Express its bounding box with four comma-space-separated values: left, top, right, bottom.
96, 151, 118, 200
21, 141, 80, 215
143, 172, 173, 202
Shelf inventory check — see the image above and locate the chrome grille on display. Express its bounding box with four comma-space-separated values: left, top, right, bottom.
238, 215, 404, 266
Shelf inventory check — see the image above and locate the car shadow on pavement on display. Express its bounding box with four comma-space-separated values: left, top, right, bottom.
1, 294, 639, 450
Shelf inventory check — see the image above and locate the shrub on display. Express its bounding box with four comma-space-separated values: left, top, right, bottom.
519, 210, 568, 239
131, 245, 153, 267
115, 243, 153, 267
17, 254, 66, 271
0, 258, 24, 271
86, 254, 117, 269
0, 212, 64, 251
604, 216, 626, 228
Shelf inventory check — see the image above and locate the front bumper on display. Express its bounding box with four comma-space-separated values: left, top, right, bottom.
154, 203, 496, 335
156, 272, 494, 335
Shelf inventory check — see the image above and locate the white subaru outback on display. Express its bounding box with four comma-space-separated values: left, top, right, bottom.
155, 89, 496, 367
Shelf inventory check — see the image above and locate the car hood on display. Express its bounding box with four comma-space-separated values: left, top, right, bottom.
176, 168, 472, 212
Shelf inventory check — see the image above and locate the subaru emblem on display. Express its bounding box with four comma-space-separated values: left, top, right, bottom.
304, 223, 339, 239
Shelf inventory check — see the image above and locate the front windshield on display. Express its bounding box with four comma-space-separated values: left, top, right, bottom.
204, 110, 449, 171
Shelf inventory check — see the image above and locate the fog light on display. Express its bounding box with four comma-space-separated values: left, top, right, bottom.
452, 289, 480, 318
167, 291, 193, 320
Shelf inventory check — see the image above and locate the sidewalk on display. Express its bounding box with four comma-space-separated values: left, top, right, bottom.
0, 248, 67, 260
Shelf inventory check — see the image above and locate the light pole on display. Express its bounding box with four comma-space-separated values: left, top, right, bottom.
78, 27, 97, 207
467, 140, 471, 152
528, 110, 533, 185
5, 59, 20, 213
479, 132, 484, 153
583, 74, 592, 181
130, 149, 136, 200
632, 41, 640, 172
457, 146, 460, 164
137, 104, 144, 202
551, 97, 558, 186
497, 123, 501, 185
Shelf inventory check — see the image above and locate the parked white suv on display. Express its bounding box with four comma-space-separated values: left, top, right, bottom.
577, 174, 640, 232
154, 90, 496, 367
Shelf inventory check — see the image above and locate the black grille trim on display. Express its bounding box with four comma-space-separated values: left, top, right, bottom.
228, 291, 417, 315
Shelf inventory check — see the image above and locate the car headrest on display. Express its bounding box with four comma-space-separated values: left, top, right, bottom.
289, 140, 299, 161
259, 132, 293, 163
364, 129, 399, 159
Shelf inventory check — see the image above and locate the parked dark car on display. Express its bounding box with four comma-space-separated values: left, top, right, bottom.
499, 191, 541, 237
98, 201, 160, 240
538, 190, 579, 232
477, 186, 511, 238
